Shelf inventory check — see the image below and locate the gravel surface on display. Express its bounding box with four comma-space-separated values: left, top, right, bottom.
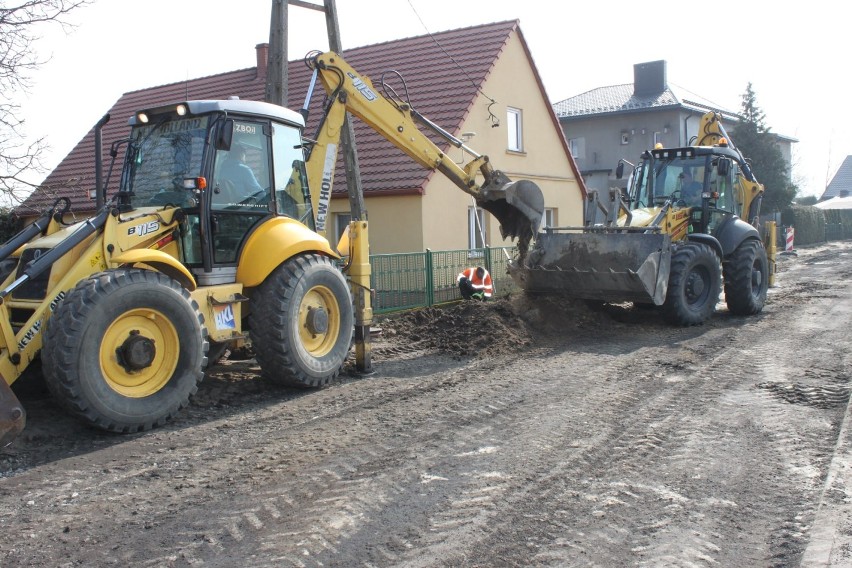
1, 241, 850, 567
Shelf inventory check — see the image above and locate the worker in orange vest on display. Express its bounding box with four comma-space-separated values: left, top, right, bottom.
457, 266, 494, 301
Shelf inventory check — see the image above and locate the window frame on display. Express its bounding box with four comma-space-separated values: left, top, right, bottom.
507, 107, 523, 152
468, 206, 486, 253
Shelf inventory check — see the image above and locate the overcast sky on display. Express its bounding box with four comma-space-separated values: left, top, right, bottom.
15, 0, 849, 198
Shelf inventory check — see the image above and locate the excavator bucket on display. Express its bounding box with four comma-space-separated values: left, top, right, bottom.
0, 379, 25, 448
510, 231, 672, 305
478, 179, 545, 252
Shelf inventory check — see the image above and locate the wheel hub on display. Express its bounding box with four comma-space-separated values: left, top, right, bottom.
305, 306, 329, 336
686, 272, 706, 301
752, 268, 763, 291
116, 331, 156, 372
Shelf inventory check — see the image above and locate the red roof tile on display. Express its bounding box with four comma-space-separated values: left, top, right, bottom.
19, 20, 520, 216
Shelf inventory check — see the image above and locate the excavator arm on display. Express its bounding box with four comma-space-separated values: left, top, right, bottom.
695, 112, 764, 225
302, 51, 544, 251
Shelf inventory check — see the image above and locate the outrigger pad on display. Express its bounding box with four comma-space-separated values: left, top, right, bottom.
0, 379, 25, 448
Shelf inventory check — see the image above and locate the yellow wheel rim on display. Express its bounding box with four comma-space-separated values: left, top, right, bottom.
298, 285, 341, 358
100, 308, 179, 397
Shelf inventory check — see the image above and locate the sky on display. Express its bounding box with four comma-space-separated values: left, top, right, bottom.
13, 0, 850, 198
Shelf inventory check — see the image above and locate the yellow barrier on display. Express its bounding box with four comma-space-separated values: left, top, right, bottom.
765, 221, 777, 287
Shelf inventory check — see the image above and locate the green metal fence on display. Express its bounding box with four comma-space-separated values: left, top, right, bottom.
369, 246, 517, 314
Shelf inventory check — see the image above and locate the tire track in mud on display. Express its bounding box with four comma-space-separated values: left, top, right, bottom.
363, 278, 851, 566
490, 266, 851, 567
96, 341, 632, 566
28, 301, 844, 567
1, 244, 850, 567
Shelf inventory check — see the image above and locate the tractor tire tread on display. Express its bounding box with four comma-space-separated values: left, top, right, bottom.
249, 254, 353, 389
724, 239, 769, 316
662, 242, 722, 326
41, 269, 207, 433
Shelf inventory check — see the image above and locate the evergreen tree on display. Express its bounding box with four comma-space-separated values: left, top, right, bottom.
731, 83, 797, 215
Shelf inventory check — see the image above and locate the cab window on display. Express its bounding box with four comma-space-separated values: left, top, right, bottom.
271, 123, 313, 226
211, 120, 271, 212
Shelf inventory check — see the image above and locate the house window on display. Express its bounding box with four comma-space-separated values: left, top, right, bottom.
468, 206, 486, 250
335, 213, 351, 246
540, 208, 556, 230
568, 137, 585, 159
507, 107, 523, 152
653, 131, 663, 146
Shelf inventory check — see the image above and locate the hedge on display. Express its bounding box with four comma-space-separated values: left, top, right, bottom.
780, 205, 852, 245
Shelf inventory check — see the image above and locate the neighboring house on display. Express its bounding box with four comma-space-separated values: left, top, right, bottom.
820, 155, 852, 202
18, 21, 584, 254
553, 60, 796, 194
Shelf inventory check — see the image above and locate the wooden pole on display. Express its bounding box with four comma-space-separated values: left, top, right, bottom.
278, 0, 372, 373
322, 0, 372, 373
322, 0, 367, 222
265, 0, 288, 106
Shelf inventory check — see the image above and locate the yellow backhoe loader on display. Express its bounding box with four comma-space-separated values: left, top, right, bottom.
510, 111, 769, 326
0, 51, 543, 446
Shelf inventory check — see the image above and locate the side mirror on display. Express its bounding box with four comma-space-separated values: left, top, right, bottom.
616, 161, 624, 179
717, 157, 731, 177
215, 120, 234, 151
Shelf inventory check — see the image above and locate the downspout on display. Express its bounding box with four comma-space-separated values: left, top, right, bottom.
682, 111, 693, 146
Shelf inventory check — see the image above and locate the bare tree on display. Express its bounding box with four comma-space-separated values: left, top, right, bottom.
0, 0, 90, 203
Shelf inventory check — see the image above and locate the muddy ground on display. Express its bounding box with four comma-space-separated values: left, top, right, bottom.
1, 241, 851, 567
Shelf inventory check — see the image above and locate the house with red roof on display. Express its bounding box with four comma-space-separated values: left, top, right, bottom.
19, 20, 584, 254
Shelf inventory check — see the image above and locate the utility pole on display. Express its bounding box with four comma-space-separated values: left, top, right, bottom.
319, 0, 372, 375
269, 0, 373, 374
320, 0, 367, 222
265, 0, 288, 106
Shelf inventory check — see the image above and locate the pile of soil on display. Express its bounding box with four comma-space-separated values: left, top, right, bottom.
375, 294, 606, 358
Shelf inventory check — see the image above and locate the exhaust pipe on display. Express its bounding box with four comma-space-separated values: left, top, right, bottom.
94, 113, 111, 210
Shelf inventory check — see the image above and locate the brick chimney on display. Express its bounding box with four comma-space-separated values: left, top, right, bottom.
633, 60, 667, 96
255, 43, 269, 80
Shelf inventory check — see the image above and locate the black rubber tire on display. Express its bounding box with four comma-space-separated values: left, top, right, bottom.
724, 239, 769, 316
249, 254, 353, 388
662, 243, 722, 326
41, 269, 207, 433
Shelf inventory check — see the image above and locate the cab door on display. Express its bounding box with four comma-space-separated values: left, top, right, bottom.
209, 119, 272, 264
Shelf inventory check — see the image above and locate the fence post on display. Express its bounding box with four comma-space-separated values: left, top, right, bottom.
484, 246, 492, 276
425, 248, 434, 307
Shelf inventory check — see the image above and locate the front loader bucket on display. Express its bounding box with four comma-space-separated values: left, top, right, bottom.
478, 179, 545, 254
0, 379, 25, 447
510, 232, 672, 305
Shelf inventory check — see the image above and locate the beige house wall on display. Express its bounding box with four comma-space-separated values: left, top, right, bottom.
328, 194, 425, 255
421, 31, 585, 249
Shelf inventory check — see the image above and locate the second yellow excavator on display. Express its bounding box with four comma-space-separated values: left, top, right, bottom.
510, 111, 769, 326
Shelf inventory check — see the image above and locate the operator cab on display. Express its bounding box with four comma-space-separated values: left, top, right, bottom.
627, 146, 742, 233
121, 100, 313, 284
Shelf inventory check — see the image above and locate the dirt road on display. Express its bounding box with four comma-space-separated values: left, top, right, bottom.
1, 241, 850, 567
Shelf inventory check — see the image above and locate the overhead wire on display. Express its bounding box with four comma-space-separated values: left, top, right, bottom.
405, 0, 501, 128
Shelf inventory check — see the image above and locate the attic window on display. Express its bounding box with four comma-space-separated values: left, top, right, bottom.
507, 107, 523, 152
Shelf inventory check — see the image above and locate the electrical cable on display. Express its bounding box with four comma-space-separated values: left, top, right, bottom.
405, 0, 501, 128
